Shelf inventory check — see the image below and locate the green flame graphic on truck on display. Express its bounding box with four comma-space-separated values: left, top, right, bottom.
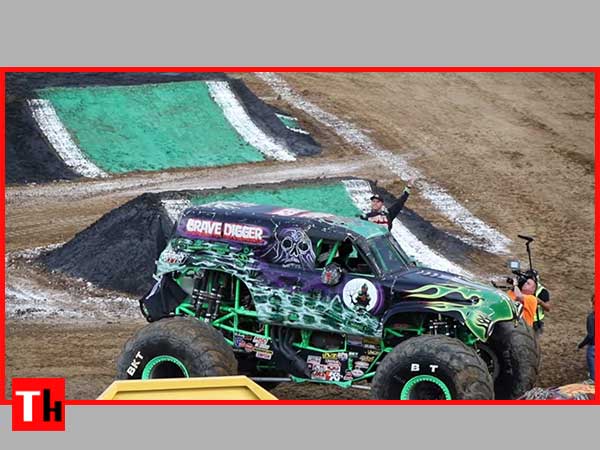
404, 284, 517, 341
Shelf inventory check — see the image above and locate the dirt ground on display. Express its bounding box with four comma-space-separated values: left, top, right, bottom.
4, 72, 595, 399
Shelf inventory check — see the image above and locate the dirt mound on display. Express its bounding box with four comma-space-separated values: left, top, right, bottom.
41, 193, 176, 296
5, 72, 320, 185
40, 178, 479, 297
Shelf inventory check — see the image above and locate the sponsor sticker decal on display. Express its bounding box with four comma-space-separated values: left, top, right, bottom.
160, 249, 187, 265
327, 371, 342, 382
307, 355, 322, 364
233, 334, 246, 348
337, 352, 349, 362
351, 369, 365, 378
255, 350, 273, 360
354, 361, 370, 370
252, 336, 270, 348
326, 361, 342, 371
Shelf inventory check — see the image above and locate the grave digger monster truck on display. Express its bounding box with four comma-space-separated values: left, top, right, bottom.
117, 202, 539, 400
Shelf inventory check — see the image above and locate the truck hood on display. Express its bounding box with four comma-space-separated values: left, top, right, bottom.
381, 267, 501, 302
380, 268, 518, 342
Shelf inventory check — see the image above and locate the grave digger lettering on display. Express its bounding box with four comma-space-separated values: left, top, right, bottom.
185, 219, 266, 244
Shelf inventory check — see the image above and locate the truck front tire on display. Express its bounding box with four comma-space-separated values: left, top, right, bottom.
116, 317, 237, 380
371, 335, 494, 400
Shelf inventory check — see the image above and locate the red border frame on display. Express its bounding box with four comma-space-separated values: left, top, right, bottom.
1, 67, 598, 406
1, 70, 6, 406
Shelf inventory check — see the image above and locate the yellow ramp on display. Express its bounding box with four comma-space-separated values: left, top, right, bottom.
98, 376, 278, 400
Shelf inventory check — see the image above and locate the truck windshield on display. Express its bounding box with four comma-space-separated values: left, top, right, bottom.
367, 235, 413, 274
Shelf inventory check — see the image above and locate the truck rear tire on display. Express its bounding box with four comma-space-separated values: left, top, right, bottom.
486, 319, 540, 399
371, 335, 493, 400
116, 317, 237, 380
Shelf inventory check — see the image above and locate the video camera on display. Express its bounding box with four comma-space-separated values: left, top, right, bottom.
505, 267, 539, 289
492, 235, 542, 291
506, 235, 540, 288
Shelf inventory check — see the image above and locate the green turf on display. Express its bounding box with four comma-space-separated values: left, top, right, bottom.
276, 114, 301, 130
38, 81, 265, 173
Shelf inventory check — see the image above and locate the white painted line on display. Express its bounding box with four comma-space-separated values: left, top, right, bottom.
341, 179, 373, 212
161, 199, 192, 223
342, 179, 471, 277
287, 127, 310, 135
389, 220, 471, 276
257, 73, 511, 254
206, 81, 296, 161
27, 99, 108, 178
275, 113, 311, 134
276, 113, 295, 121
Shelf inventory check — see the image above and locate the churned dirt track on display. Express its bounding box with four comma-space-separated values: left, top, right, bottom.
5, 72, 595, 399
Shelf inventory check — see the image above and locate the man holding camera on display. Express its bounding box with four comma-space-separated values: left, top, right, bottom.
507, 276, 550, 327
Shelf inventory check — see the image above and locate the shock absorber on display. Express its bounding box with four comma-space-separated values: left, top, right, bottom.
191, 270, 207, 318
203, 272, 226, 323
211, 274, 225, 321
203, 271, 215, 322
191, 271, 225, 323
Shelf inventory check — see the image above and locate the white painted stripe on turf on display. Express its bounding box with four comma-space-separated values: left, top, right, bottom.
257, 73, 511, 254
342, 179, 471, 277
275, 113, 311, 134
341, 179, 374, 212
161, 199, 193, 223
287, 127, 310, 135
389, 220, 471, 277
27, 99, 108, 178
206, 81, 296, 161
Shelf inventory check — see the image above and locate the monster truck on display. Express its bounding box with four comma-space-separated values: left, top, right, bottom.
117, 202, 539, 400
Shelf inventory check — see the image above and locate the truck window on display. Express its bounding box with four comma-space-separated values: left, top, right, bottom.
368, 235, 411, 273
314, 238, 373, 275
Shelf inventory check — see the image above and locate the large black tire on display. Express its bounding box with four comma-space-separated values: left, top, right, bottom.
116, 317, 237, 380
371, 335, 493, 400
486, 319, 540, 399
